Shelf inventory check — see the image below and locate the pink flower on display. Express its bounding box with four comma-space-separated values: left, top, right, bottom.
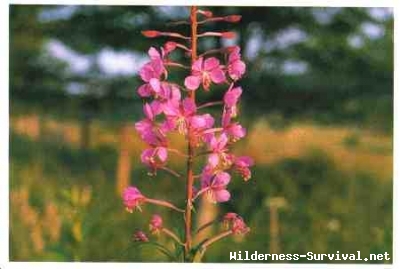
221, 108, 246, 141
205, 133, 230, 168
227, 46, 246, 80
139, 60, 164, 83
201, 171, 231, 203
190, 113, 215, 130
233, 156, 254, 181
148, 46, 168, 62
163, 97, 196, 134
149, 214, 163, 233
144, 102, 162, 121
123, 187, 145, 213
222, 213, 250, 234
223, 86, 242, 119
147, 83, 182, 115
137, 47, 169, 97
135, 103, 168, 146
223, 122, 246, 141
141, 147, 168, 172
224, 86, 242, 107
135, 119, 168, 146
133, 230, 149, 242
184, 57, 226, 91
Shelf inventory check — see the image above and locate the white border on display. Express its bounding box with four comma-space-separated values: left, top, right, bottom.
2, 1, 398, 269
5, 0, 398, 7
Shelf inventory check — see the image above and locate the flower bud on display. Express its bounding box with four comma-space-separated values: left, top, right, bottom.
142, 30, 161, 38
224, 15, 242, 23
164, 41, 177, 54
198, 9, 213, 18
133, 230, 149, 242
221, 32, 237, 39
149, 214, 163, 233
222, 213, 250, 235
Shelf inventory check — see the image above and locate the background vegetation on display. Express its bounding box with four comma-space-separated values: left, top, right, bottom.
9, 5, 393, 263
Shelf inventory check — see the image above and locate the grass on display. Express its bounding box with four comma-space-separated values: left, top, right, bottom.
9, 113, 393, 263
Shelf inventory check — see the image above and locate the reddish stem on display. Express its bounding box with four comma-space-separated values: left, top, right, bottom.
184, 5, 198, 262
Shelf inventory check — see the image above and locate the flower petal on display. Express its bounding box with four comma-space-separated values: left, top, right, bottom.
157, 147, 168, 162
184, 76, 201, 90
210, 69, 226, 84
224, 87, 242, 107
204, 57, 220, 71
214, 172, 231, 186
149, 78, 161, 93
192, 57, 204, 72
208, 153, 219, 167
182, 98, 197, 115
137, 84, 152, 97
215, 189, 231, 202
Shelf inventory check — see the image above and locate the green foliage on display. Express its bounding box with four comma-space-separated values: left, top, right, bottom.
9, 6, 393, 132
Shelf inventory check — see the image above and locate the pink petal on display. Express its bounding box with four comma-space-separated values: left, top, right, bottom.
218, 133, 229, 149
202, 114, 215, 128
204, 57, 220, 71
150, 60, 164, 78
150, 100, 163, 116
192, 57, 204, 72
170, 85, 181, 101
148, 47, 161, 60
224, 87, 242, 106
182, 98, 197, 115
139, 64, 153, 82
221, 110, 231, 127
141, 149, 153, 164
214, 189, 231, 202
163, 101, 180, 117
135, 119, 152, 134
137, 84, 152, 97
236, 156, 254, 167
214, 172, 231, 186
157, 147, 168, 162
229, 61, 246, 80
160, 119, 176, 133
190, 115, 206, 129
149, 78, 161, 93
229, 124, 246, 138
208, 135, 218, 149
143, 103, 154, 120
210, 69, 226, 84
184, 76, 201, 90
208, 153, 219, 167
228, 46, 241, 62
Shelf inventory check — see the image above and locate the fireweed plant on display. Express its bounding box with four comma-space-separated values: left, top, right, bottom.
122, 6, 254, 262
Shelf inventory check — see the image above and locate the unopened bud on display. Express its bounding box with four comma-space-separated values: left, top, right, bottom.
164, 41, 177, 53
225, 46, 237, 53
198, 10, 213, 18
133, 230, 149, 242
224, 15, 242, 23
142, 30, 161, 38
221, 32, 237, 39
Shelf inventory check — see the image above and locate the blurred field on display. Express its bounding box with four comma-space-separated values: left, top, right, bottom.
9, 112, 392, 262
11, 113, 392, 179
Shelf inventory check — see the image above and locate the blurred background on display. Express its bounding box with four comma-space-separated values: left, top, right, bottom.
9, 5, 393, 263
